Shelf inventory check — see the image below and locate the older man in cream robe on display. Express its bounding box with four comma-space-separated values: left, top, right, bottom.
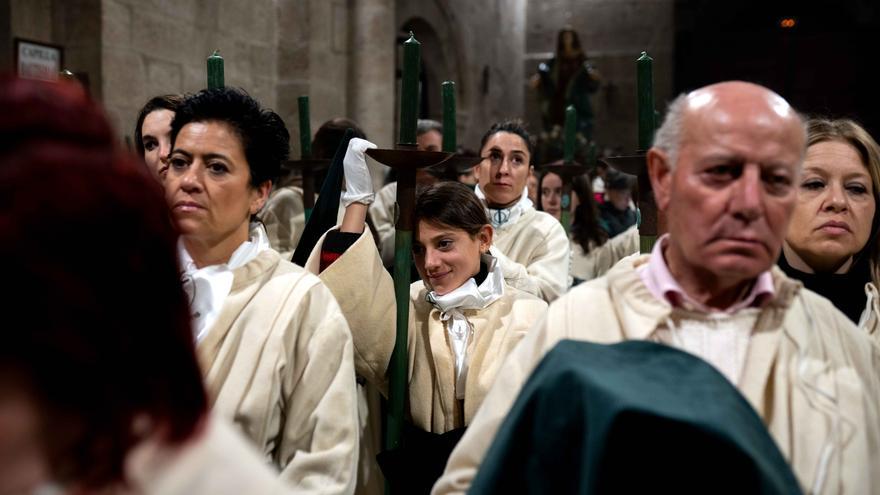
433, 82, 880, 494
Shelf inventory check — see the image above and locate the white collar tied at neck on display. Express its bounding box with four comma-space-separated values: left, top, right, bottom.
425, 254, 505, 399
475, 185, 533, 230
179, 222, 271, 342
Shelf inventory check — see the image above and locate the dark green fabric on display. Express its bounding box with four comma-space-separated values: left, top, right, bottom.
470, 340, 802, 495
291, 128, 353, 266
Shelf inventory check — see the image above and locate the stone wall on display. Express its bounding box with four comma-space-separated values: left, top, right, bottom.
100, 0, 279, 139
525, 0, 675, 156
4, 0, 556, 160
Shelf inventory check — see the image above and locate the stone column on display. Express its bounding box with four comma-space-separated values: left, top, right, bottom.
349, 0, 394, 190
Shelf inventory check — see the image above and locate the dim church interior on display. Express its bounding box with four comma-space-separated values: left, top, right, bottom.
1, 0, 878, 157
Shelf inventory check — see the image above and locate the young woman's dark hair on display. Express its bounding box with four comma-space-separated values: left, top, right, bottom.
479, 119, 534, 157
570, 174, 608, 252
415, 181, 489, 237
133, 94, 183, 157
0, 77, 206, 490
170, 87, 290, 187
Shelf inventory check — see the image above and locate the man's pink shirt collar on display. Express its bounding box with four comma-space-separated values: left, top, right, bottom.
638, 234, 775, 314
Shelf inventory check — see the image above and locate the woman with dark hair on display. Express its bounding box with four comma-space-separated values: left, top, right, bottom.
781, 117, 880, 344
304, 139, 547, 491
165, 87, 359, 492
474, 119, 571, 302
536, 170, 563, 220
0, 77, 290, 494
134, 94, 183, 180
569, 174, 638, 283
536, 173, 637, 283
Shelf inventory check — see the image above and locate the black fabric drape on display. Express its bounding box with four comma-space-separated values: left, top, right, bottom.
291, 128, 354, 267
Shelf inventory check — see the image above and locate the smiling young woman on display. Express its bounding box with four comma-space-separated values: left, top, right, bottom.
780, 118, 880, 342
306, 141, 548, 491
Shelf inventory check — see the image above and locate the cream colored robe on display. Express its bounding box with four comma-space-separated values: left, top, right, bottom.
570, 225, 639, 282
434, 255, 880, 495
197, 249, 359, 494
859, 282, 880, 348
262, 185, 306, 259
307, 228, 548, 433
491, 205, 571, 303
368, 182, 397, 267
126, 416, 295, 495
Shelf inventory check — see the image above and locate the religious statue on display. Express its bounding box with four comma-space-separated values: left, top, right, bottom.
531, 28, 600, 139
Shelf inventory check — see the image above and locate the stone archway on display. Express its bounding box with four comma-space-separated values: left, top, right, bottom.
396, 1, 470, 146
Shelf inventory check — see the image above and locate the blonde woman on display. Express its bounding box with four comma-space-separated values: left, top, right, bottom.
780, 118, 880, 344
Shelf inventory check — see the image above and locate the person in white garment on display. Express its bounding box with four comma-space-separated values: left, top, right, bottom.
0, 77, 294, 495
304, 138, 547, 492
474, 119, 571, 302
165, 87, 359, 493
433, 81, 880, 494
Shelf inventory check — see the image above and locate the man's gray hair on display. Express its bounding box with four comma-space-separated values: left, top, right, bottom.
652, 93, 688, 168
652, 90, 808, 169
417, 119, 443, 136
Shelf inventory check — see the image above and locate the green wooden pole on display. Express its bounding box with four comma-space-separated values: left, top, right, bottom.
563, 104, 576, 163
298, 96, 314, 221
560, 105, 577, 232
398, 33, 420, 145
386, 32, 421, 457
442, 81, 456, 152
637, 51, 656, 253
207, 50, 224, 89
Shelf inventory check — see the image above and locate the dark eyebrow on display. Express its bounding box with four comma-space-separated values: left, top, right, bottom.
170, 149, 192, 159
202, 153, 231, 162
169, 150, 231, 162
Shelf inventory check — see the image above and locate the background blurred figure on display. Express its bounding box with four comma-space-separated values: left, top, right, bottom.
781, 117, 880, 344
455, 147, 479, 187
262, 117, 367, 259
569, 175, 638, 284
134, 94, 183, 180
536, 170, 563, 221
531, 27, 600, 139
598, 171, 637, 237
0, 77, 290, 495
526, 168, 539, 205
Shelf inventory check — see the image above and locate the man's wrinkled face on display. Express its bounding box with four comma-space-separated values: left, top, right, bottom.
651, 89, 805, 283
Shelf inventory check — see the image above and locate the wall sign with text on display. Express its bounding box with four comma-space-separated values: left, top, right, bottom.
15, 38, 64, 82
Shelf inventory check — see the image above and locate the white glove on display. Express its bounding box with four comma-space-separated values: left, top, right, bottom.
341, 137, 378, 206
